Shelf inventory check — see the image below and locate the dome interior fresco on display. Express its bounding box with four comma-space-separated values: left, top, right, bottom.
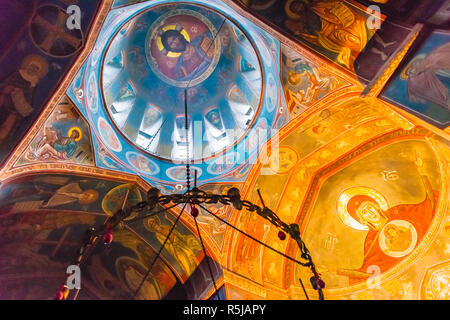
101, 3, 264, 162
0, 0, 449, 302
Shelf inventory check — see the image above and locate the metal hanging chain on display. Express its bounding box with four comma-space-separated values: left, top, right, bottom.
133, 202, 187, 299
55, 189, 181, 299
145, 118, 167, 151
198, 203, 309, 267
57, 185, 324, 300
56, 190, 133, 299
54, 13, 330, 300
139, 186, 318, 271
126, 202, 180, 224
193, 213, 220, 299
182, 18, 227, 191
198, 202, 323, 300
184, 88, 191, 191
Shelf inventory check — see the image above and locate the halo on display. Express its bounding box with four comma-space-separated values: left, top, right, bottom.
336, 187, 389, 231
102, 183, 142, 221
146, 8, 222, 88
156, 24, 190, 58
22, 54, 49, 78
378, 220, 417, 258
285, 0, 302, 20
68, 127, 83, 141
400, 66, 409, 80
79, 189, 99, 205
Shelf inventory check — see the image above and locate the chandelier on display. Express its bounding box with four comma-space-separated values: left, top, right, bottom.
55, 20, 325, 299
54, 167, 325, 300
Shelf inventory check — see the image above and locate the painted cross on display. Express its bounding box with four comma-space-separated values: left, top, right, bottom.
32, 6, 82, 55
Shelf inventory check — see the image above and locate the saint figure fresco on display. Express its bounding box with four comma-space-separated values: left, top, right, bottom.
0, 55, 48, 144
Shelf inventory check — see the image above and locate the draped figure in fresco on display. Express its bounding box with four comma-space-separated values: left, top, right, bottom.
159, 27, 214, 81
285, 59, 339, 112
146, 215, 202, 278
0, 54, 49, 144
284, 0, 369, 68
32, 127, 82, 161
0, 178, 99, 214
403, 42, 450, 111
116, 257, 164, 300
41, 182, 99, 208
327, 176, 439, 284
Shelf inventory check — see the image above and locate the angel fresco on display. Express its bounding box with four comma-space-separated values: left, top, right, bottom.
324, 175, 438, 284
286, 60, 338, 108
0, 54, 49, 144
403, 42, 450, 111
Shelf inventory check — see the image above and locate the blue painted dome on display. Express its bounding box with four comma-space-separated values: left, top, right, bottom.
102, 3, 263, 162
77, 0, 283, 186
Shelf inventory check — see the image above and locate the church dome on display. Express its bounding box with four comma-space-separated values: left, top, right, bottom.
101, 3, 263, 162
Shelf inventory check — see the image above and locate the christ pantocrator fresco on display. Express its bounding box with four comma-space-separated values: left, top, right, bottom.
147, 9, 221, 87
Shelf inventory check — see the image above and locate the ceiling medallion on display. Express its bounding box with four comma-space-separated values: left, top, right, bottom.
145, 8, 222, 88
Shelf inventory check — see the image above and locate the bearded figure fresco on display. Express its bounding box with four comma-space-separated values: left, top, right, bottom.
31, 127, 82, 161
147, 10, 221, 87
160, 28, 214, 80
0, 55, 49, 144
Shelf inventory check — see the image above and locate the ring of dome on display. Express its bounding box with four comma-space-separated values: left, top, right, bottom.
101, 3, 264, 163
80, 0, 282, 186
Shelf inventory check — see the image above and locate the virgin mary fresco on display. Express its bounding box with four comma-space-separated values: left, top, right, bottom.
324, 175, 438, 283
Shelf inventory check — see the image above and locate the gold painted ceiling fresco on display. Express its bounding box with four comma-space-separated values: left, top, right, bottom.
0, 0, 449, 300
